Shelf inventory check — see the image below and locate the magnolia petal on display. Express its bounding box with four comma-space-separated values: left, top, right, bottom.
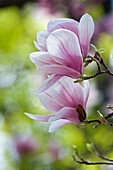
36, 30, 49, 51
49, 119, 72, 133
71, 82, 85, 108
49, 107, 80, 123
78, 13, 94, 58
35, 74, 62, 93
47, 29, 83, 74
38, 65, 81, 78
34, 41, 45, 51
81, 80, 90, 108
50, 78, 77, 108
38, 92, 62, 112
36, 84, 63, 112
30, 51, 68, 68
24, 112, 54, 122
49, 77, 86, 108
47, 18, 79, 35
30, 51, 56, 67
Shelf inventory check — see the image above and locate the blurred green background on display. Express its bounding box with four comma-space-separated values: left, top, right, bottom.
0, 0, 113, 169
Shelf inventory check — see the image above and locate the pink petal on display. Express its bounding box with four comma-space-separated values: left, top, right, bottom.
49, 119, 72, 133
36, 30, 49, 51
38, 92, 62, 112
24, 112, 54, 122
80, 80, 90, 109
78, 13, 94, 58
47, 29, 83, 74
70, 81, 85, 108
49, 107, 80, 123
36, 85, 63, 112
49, 77, 85, 108
30, 52, 56, 67
34, 74, 62, 93
38, 65, 81, 78
30, 51, 68, 68
34, 41, 45, 51
65, 79, 90, 109
50, 77, 77, 108
47, 18, 79, 35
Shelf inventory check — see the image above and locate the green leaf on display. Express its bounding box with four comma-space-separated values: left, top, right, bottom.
97, 48, 107, 54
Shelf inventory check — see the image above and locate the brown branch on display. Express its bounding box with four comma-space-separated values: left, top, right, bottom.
74, 158, 113, 165
83, 70, 109, 81
84, 112, 113, 128
75, 52, 113, 83
95, 152, 113, 162
73, 146, 113, 166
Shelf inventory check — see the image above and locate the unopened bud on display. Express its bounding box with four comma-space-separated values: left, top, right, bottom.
90, 44, 97, 52
71, 154, 76, 160
98, 110, 108, 125
73, 145, 78, 154
86, 143, 96, 153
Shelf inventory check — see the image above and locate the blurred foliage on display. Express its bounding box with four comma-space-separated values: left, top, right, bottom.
0, 1, 113, 170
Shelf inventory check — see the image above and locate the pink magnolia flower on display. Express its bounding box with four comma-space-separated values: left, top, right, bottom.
15, 135, 38, 156
30, 13, 94, 92
25, 77, 90, 133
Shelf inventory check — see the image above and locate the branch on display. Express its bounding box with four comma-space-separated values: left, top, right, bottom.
74, 52, 113, 83
95, 151, 113, 162
85, 112, 113, 128
72, 145, 113, 166
74, 158, 113, 165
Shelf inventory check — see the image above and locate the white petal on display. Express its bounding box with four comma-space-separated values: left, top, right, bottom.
30, 51, 55, 67
49, 119, 72, 133
36, 30, 49, 51
35, 74, 62, 93
78, 13, 94, 58
47, 18, 79, 35
24, 112, 54, 122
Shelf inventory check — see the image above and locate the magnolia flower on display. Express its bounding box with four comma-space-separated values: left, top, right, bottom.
15, 135, 38, 156
30, 13, 94, 92
25, 77, 90, 132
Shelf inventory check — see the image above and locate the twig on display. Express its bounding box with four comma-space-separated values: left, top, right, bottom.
105, 112, 113, 119
74, 158, 113, 165
84, 112, 113, 128
83, 70, 109, 80
95, 152, 113, 162
95, 52, 113, 76
74, 52, 113, 83
73, 146, 113, 165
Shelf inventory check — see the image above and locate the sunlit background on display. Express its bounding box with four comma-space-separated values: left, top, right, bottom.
0, 0, 113, 169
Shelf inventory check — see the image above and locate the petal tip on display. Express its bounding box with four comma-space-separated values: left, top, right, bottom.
48, 127, 54, 133
24, 112, 31, 118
